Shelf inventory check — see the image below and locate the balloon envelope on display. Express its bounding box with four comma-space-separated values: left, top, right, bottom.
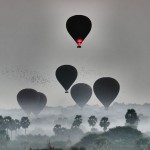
66, 15, 92, 48
56, 65, 78, 93
71, 83, 92, 107
93, 77, 120, 109
32, 92, 47, 116
17, 89, 40, 115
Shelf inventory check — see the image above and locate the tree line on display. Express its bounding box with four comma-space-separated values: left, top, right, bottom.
0, 116, 30, 136
53, 108, 140, 135
0, 108, 140, 149
0, 115, 30, 148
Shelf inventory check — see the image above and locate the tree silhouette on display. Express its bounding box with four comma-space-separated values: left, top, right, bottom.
100, 117, 110, 132
0, 130, 10, 149
71, 115, 82, 129
0, 116, 5, 130
125, 109, 139, 128
88, 116, 97, 129
20, 117, 30, 135
8, 119, 17, 139
53, 124, 68, 136
53, 124, 62, 135
15, 119, 21, 130
3, 116, 12, 134
14, 119, 21, 136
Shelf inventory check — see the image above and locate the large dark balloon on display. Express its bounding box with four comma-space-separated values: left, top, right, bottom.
56, 65, 78, 93
17, 89, 40, 115
32, 92, 47, 116
93, 77, 120, 109
71, 83, 92, 107
66, 15, 92, 48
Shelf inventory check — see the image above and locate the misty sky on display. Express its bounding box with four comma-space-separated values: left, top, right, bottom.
0, 0, 150, 108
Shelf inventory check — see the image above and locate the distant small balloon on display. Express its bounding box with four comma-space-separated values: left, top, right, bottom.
93, 77, 120, 109
66, 15, 92, 48
71, 83, 92, 107
56, 65, 78, 93
32, 92, 47, 116
17, 88, 40, 115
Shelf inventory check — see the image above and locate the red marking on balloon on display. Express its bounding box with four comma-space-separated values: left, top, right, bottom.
76, 38, 83, 46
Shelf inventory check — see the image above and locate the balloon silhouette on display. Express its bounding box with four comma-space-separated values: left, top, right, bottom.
66, 15, 92, 48
32, 92, 47, 116
56, 65, 78, 93
71, 83, 92, 107
17, 89, 40, 115
93, 77, 120, 109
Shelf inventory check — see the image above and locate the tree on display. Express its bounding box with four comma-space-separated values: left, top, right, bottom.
3, 116, 12, 133
15, 119, 21, 131
53, 124, 62, 135
8, 119, 17, 139
71, 115, 82, 129
100, 117, 110, 132
125, 109, 139, 128
0, 116, 5, 130
14, 119, 21, 137
0, 130, 10, 149
20, 117, 30, 135
53, 124, 68, 137
88, 116, 97, 129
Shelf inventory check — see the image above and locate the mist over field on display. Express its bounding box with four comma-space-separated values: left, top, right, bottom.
1, 102, 150, 150
1, 102, 150, 135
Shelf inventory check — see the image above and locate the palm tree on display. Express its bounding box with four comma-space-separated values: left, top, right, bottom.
3, 116, 12, 134
0, 116, 4, 130
100, 117, 110, 132
0, 130, 10, 149
14, 119, 21, 136
20, 117, 30, 135
88, 116, 97, 129
125, 109, 139, 128
71, 115, 82, 129
8, 119, 16, 139
53, 124, 61, 135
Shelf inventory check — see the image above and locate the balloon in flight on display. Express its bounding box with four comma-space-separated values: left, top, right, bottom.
66, 15, 92, 48
71, 83, 92, 107
93, 77, 120, 109
56, 65, 78, 93
32, 92, 47, 116
17, 88, 40, 115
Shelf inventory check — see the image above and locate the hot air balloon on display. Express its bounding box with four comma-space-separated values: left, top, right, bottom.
66, 15, 92, 48
71, 83, 92, 107
17, 88, 40, 115
56, 65, 78, 93
32, 92, 47, 116
93, 77, 120, 109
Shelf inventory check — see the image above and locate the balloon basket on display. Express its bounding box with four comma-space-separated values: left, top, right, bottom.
77, 46, 81, 48
65, 91, 69, 93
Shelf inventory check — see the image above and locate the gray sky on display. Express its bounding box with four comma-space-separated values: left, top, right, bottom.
0, 0, 150, 108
